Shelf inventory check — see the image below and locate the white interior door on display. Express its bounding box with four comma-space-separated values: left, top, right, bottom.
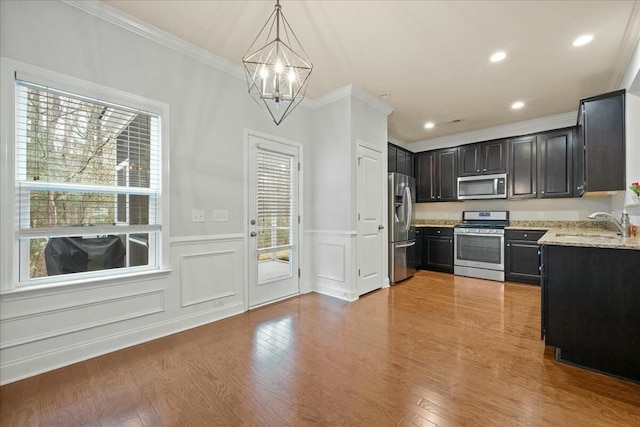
357, 142, 384, 296
248, 134, 300, 308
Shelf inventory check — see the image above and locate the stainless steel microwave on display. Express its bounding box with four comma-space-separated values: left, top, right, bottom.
457, 173, 507, 200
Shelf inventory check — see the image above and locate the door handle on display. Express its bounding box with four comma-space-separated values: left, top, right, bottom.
395, 241, 416, 248
250, 231, 257, 237
378, 225, 385, 230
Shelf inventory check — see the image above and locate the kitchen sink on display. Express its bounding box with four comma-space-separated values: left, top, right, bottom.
555, 233, 621, 241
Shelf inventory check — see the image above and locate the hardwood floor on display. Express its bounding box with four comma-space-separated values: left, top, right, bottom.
2, 270, 639, 426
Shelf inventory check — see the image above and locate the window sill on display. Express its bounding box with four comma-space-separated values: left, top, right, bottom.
0, 268, 173, 298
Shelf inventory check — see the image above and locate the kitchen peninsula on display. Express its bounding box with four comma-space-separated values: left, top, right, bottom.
540, 230, 640, 382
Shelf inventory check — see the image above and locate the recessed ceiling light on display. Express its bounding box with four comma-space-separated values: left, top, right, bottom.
379, 93, 391, 99
490, 51, 506, 62
511, 101, 524, 110
573, 34, 593, 47
424, 122, 435, 129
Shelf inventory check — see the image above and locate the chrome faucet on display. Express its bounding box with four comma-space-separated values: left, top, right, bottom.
587, 211, 631, 237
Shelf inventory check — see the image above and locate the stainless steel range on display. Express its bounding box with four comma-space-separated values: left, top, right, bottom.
454, 210, 509, 282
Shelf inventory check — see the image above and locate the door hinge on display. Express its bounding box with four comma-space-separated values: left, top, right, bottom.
358, 157, 362, 165
358, 213, 361, 220
298, 215, 301, 224
358, 269, 361, 276
298, 162, 301, 171
298, 268, 301, 278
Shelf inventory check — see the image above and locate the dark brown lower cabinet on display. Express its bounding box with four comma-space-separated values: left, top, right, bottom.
505, 229, 546, 284
419, 227, 453, 273
541, 244, 640, 382
415, 228, 425, 269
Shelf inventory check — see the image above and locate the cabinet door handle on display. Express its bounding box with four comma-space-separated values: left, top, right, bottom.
483, 168, 486, 172
524, 233, 528, 238
507, 243, 510, 246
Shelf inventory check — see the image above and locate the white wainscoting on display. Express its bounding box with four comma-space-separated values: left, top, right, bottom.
305, 230, 358, 301
0, 234, 245, 385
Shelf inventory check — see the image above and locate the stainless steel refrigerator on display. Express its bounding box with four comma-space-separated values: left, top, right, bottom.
388, 173, 416, 284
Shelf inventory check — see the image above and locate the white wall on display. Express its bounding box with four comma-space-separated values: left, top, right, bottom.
304, 87, 391, 301
615, 37, 640, 225
0, 0, 316, 384
621, 93, 640, 225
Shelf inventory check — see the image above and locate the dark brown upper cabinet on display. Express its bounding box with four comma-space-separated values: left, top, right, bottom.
415, 151, 435, 202
458, 140, 507, 177
388, 145, 397, 173
578, 90, 625, 193
388, 143, 414, 177
509, 135, 537, 199
537, 129, 574, 198
415, 148, 458, 202
436, 148, 458, 201
509, 128, 575, 199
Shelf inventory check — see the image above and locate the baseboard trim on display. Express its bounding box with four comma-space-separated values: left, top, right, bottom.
314, 284, 358, 302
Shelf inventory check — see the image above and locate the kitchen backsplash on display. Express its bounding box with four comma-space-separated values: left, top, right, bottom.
413, 196, 614, 222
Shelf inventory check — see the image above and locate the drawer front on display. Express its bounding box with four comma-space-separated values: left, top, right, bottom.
506, 229, 546, 242
423, 227, 454, 237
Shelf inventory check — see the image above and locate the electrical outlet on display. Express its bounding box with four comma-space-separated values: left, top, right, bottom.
212, 210, 228, 222
192, 209, 205, 223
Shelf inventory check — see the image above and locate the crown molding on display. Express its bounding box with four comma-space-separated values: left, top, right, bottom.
306, 84, 393, 116
304, 85, 352, 109
612, 0, 640, 90
62, 0, 245, 80
407, 111, 577, 152
350, 85, 394, 116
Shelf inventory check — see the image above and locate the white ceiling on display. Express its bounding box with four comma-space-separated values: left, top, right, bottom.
104, 0, 640, 144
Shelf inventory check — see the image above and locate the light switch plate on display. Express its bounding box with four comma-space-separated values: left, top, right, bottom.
212, 210, 228, 222
192, 209, 205, 223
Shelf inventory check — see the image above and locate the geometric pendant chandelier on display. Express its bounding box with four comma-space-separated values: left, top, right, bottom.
242, 0, 313, 125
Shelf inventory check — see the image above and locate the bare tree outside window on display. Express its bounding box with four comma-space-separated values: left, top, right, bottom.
19, 83, 154, 279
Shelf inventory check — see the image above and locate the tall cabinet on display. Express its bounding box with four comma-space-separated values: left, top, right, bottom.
577, 90, 625, 194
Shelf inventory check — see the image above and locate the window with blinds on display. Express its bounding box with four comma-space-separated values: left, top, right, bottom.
15, 79, 162, 284
256, 149, 295, 272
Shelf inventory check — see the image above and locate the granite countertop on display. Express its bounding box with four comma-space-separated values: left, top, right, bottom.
506, 220, 608, 230
538, 228, 640, 250
413, 220, 609, 230
413, 220, 458, 227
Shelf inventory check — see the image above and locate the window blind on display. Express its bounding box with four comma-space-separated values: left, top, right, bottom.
15, 79, 161, 281
256, 149, 295, 253
15, 80, 160, 235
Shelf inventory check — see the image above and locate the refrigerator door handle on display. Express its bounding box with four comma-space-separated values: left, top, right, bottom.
395, 241, 416, 248
404, 186, 412, 231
